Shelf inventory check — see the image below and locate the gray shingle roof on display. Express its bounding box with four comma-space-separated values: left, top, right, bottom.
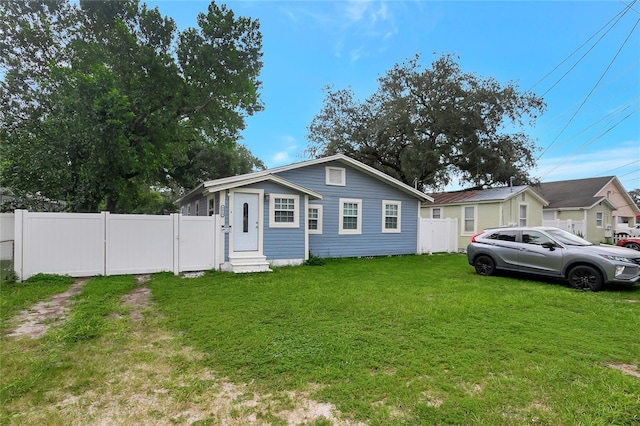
534, 176, 614, 209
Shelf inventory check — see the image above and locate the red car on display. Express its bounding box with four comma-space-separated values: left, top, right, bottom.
617, 238, 640, 251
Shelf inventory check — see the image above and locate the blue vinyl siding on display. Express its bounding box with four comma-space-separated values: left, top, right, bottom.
277, 161, 419, 258
242, 182, 307, 261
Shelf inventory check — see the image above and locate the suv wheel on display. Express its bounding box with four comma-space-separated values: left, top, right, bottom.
623, 242, 640, 251
474, 255, 496, 276
568, 265, 603, 292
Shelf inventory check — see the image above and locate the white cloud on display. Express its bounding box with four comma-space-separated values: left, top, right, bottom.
266, 135, 300, 168
271, 151, 291, 165
281, 1, 395, 61
533, 143, 640, 189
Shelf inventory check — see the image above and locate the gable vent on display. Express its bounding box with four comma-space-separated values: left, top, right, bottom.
326, 167, 346, 186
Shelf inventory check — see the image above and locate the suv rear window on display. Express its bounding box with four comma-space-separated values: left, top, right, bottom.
486, 230, 518, 242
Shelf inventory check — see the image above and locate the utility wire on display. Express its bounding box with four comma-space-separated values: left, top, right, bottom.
597, 159, 640, 175
529, 2, 633, 93
619, 0, 640, 15
540, 95, 639, 157
538, 105, 640, 179
537, 15, 640, 161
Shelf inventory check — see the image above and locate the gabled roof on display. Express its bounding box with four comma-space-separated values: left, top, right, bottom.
424, 185, 548, 206
204, 174, 323, 200
178, 154, 433, 203
534, 176, 617, 210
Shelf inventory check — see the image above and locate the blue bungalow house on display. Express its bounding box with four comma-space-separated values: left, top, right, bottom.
177, 154, 433, 272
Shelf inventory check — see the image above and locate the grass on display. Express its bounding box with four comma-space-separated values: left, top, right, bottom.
1, 254, 639, 425
0, 259, 15, 285
0, 274, 74, 334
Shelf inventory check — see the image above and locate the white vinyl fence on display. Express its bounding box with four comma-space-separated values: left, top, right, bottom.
11, 210, 220, 281
542, 219, 585, 236
419, 218, 459, 254
0, 213, 14, 261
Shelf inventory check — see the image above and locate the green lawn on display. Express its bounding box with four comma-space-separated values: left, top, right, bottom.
1, 254, 639, 425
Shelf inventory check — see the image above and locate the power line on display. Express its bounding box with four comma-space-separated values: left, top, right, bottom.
529, 1, 634, 94
538, 105, 640, 180
539, 94, 639, 157
597, 159, 640, 175
537, 15, 640, 161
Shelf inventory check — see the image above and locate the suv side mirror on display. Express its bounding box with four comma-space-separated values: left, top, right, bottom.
541, 241, 556, 251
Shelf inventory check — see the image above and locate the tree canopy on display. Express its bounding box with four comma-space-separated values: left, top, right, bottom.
306, 54, 546, 191
0, 0, 264, 213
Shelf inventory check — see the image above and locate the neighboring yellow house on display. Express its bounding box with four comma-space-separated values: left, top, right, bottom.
535, 176, 639, 243
420, 186, 548, 250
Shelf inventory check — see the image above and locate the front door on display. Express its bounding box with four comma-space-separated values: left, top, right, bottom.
232, 192, 259, 252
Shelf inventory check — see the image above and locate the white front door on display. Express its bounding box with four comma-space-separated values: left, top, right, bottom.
232, 192, 259, 252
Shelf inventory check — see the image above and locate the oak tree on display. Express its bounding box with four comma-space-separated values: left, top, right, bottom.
306, 54, 545, 191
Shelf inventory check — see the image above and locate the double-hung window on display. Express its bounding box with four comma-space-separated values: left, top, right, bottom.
596, 211, 603, 228
308, 205, 323, 234
382, 200, 401, 233
462, 205, 476, 234
339, 198, 362, 235
269, 194, 299, 228
519, 204, 528, 226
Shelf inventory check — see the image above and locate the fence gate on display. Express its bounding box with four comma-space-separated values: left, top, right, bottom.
420, 218, 458, 254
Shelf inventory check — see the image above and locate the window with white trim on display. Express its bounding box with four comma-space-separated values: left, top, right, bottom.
308, 205, 323, 234
519, 204, 528, 226
462, 205, 476, 234
432, 207, 441, 219
269, 194, 299, 228
339, 198, 362, 235
326, 166, 346, 186
208, 197, 215, 216
187, 204, 191, 216
195, 201, 200, 216
382, 200, 401, 233
596, 211, 603, 228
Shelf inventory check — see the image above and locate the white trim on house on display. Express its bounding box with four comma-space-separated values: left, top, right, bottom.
269, 194, 300, 228
177, 154, 432, 204
227, 188, 270, 273
518, 203, 529, 226
596, 211, 604, 228
461, 205, 477, 235
382, 200, 402, 233
325, 166, 346, 186
339, 198, 362, 235
308, 204, 323, 235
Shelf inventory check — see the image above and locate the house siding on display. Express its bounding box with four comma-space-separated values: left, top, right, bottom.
595, 180, 639, 229
276, 161, 419, 258
585, 205, 612, 242
246, 181, 307, 262
423, 190, 547, 249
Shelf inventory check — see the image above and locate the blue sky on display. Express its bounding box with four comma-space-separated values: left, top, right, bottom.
148, 0, 640, 191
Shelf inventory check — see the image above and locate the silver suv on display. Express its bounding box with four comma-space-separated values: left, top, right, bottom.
467, 226, 640, 291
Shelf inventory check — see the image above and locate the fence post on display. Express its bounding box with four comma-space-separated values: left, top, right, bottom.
173, 213, 180, 275
102, 211, 109, 276
14, 209, 25, 281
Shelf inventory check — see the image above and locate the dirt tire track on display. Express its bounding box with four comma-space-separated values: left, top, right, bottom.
6, 278, 89, 339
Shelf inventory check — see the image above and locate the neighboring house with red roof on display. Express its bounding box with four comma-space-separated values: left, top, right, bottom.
534, 176, 640, 243
421, 185, 548, 250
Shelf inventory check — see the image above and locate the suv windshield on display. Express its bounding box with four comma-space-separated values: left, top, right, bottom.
546, 228, 592, 246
